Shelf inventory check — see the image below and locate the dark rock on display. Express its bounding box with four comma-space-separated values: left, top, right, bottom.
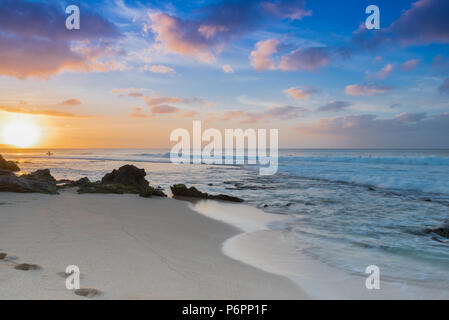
0, 155, 20, 172
21, 169, 56, 183
57, 179, 74, 185
139, 186, 167, 198
101, 165, 149, 191
0, 170, 58, 194
209, 194, 244, 203
78, 182, 134, 194
59, 177, 91, 189
14, 263, 42, 271
170, 184, 206, 198
431, 236, 444, 243
74, 288, 102, 298
263, 204, 268, 208
77, 166, 166, 197
427, 227, 449, 239
170, 184, 243, 203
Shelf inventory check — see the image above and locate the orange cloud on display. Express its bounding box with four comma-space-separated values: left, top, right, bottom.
60, 99, 82, 106
0, 106, 91, 118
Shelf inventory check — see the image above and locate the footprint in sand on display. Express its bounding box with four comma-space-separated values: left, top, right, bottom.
14, 263, 42, 271
74, 288, 102, 298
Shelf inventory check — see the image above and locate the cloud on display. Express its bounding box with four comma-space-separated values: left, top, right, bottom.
150, 104, 179, 114
143, 65, 175, 73
345, 84, 391, 96
283, 87, 317, 99
368, 64, 394, 79
146, 0, 264, 63
130, 107, 153, 119
294, 112, 449, 147
318, 101, 351, 112
114, 88, 212, 117
278, 47, 330, 71
395, 112, 427, 123
60, 99, 82, 106
351, 0, 449, 53
223, 105, 307, 123
222, 65, 234, 73
0, 0, 120, 79
0, 106, 90, 118
401, 59, 420, 71
261, 0, 312, 20
250, 39, 280, 71
439, 78, 449, 94
388, 0, 449, 45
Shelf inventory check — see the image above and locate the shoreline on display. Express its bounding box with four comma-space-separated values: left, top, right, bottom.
0, 189, 305, 299
190, 199, 449, 300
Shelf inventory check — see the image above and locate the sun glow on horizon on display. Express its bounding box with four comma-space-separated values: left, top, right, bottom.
2, 119, 41, 148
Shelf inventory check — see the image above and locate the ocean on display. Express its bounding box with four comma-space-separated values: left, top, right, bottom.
2, 148, 449, 290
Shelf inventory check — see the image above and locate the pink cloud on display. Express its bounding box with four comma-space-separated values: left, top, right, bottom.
368, 64, 394, 79
283, 87, 317, 99
249, 39, 280, 71
401, 59, 420, 71
345, 84, 391, 96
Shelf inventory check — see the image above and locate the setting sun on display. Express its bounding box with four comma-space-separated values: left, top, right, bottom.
2, 119, 40, 148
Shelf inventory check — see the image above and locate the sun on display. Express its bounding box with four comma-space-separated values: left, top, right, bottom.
2, 119, 41, 148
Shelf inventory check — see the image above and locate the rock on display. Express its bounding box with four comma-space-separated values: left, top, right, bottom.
57, 179, 74, 185
209, 194, 244, 203
77, 182, 135, 194
21, 169, 56, 183
170, 184, 243, 203
0, 155, 20, 172
77, 166, 166, 197
426, 227, 449, 239
139, 186, 167, 198
101, 165, 149, 191
170, 184, 206, 198
0, 170, 58, 194
59, 177, 91, 188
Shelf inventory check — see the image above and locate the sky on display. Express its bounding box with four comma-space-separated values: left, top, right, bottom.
0, 0, 448, 148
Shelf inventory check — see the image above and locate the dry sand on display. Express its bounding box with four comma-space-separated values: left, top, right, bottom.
0, 189, 306, 299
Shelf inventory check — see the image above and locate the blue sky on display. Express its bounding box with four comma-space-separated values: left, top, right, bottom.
0, 0, 448, 148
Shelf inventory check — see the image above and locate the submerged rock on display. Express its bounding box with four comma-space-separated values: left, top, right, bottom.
425, 226, 449, 239
170, 184, 243, 203
0, 155, 20, 172
0, 170, 58, 194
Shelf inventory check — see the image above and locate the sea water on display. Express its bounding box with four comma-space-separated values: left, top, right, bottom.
3, 148, 449, 290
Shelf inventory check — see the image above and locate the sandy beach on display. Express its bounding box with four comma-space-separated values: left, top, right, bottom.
0, 189, 305, 299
